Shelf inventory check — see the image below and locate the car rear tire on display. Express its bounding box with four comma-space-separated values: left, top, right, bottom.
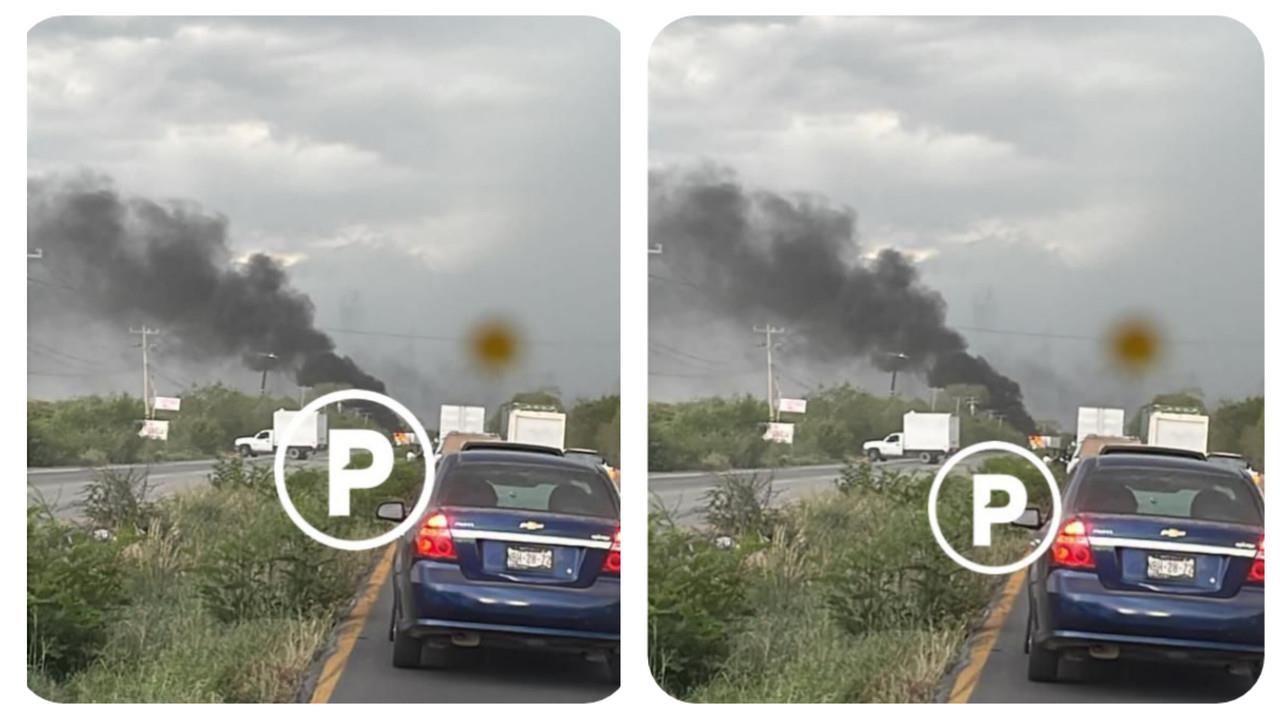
392, 629, 424, 668
1027, 639, 1060, 682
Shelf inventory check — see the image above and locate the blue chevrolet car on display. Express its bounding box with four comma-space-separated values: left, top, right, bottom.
1021, 447, 1263, 683
375, 442, 620, 679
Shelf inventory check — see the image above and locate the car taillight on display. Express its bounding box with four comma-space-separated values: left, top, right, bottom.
602, 528, 620, 575
415, 511, 457, 561
1246, 534, 1264, 584
1050, 517, 1095, 570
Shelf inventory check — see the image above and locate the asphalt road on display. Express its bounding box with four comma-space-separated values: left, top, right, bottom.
965, 575, 1259, 703
325, 565, 618, 703
26, 455, 323, 519
649, 457, 979, 525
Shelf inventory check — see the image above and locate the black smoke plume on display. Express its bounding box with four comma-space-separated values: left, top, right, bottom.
650, 166, 1035, 433
28, 173, 398, 428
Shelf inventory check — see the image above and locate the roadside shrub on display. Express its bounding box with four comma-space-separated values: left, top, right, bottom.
208, 456, 275, 496
823, 470, 999, 637
27, 508, 128, 680
702, 473, 782, 540
81, 467, 159, 532
648, 515, 751, 697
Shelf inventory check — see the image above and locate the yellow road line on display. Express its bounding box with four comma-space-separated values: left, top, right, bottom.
309, 544, 397, 703
947, 569, 1026, 704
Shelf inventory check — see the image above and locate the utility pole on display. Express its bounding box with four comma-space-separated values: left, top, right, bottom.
753, 324, 785, 421
130, 326, 160, 418
298, 385, 310, 409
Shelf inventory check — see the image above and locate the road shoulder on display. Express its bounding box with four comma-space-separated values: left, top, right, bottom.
934, 569, 1026, 703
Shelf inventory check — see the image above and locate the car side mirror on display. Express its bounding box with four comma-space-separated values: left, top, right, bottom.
1012, 507, 1045, 530
375, 501, 406, 522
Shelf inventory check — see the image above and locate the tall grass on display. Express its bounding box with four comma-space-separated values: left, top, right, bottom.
649, 459, 1030, 703
28, 457, 424, 702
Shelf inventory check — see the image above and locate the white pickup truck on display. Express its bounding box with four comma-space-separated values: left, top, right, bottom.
863, 412, 959, 465
234, 409, 328, 460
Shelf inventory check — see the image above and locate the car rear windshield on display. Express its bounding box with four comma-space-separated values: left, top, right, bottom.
1077, 468, 1261, 525
436, 461, 617, 519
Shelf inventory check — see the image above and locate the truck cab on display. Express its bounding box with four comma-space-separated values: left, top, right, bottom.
863, 432, 904, 460
235, 429, 274, 457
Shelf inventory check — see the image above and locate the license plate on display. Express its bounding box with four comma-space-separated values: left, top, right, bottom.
506, 546, 553, 571
1147, 554, 1195, 580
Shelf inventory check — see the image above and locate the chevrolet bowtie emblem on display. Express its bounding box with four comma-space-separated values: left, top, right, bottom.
519, 521, 545, 531
1160, 528, 1187, 538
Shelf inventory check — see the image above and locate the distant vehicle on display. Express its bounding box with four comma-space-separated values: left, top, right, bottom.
862, 411, 959, 464
234, 409, 328, 459
1075, 407, 1125, 444
564, 448, 619, 484
506, 409, 567, 450
1147, 411, 1211, 454
439, 404, 486, 437
375, 444, 620, 680
1208, 452, 1264, 490
1065, 434, 1141, 475
437, 431, 500, 456
1016, 451, 1263, 683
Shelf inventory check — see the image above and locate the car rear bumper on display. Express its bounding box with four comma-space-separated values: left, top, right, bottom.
401, 618, 619, 651
402, 560, 620, 637
1035, 569, 1264, 653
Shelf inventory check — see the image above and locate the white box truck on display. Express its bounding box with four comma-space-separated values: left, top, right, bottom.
506, 409, 567, 450
1076, 407, 1126, 443
234, 408, 329, 459
439, 404, 486, 437
1146, 411, 1210, 454
863, 411, 959, 464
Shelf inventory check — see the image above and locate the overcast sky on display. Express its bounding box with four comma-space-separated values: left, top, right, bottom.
28, 16, 619, 418
649, 16, 1263, 424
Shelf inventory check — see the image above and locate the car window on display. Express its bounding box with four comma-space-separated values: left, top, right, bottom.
436, 461, 617, 519
1076, 467, 1261, 525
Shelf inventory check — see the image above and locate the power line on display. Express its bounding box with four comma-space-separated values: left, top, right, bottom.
952, 324, 1259, 347
28, 368, 134, 377
321, 326, 613, 347
650, 340, 724, 366
28, 342, 102, 368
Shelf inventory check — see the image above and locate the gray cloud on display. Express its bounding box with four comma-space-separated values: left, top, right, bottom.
649, 16, 1262, 425
28, 17, 619, 419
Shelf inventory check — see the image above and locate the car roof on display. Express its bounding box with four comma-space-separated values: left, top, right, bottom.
451, 447, 587, 470
1089, 452, 1243, 478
